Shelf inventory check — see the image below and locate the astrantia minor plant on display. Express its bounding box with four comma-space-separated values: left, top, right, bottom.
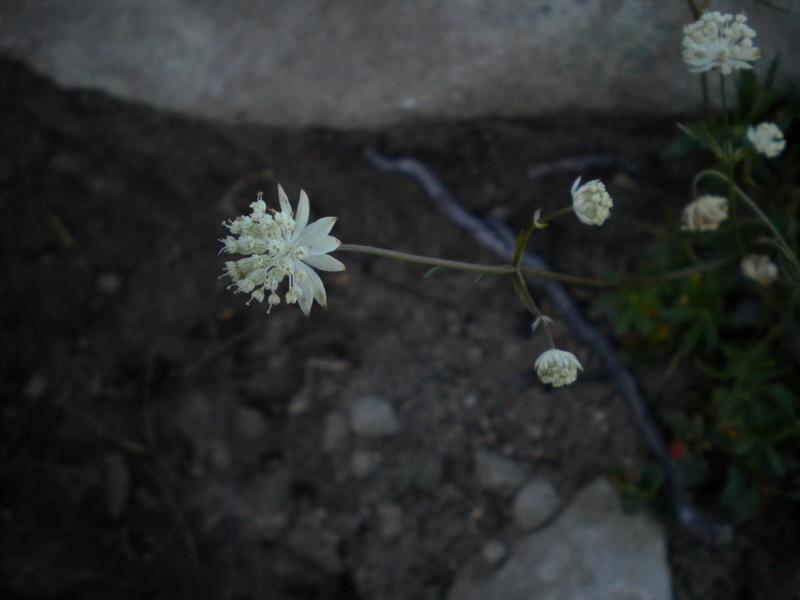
221, 176, 615, 388
601, 0, 800, 520
220, 0, 800, 523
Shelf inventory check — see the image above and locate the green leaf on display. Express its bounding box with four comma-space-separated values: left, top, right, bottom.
766, 384, 798, 411
423, 266, 448, 277
721, 465, 761, 521
470, 273, 494, 288
679, 320, 707, 355
661, 133, 701, 159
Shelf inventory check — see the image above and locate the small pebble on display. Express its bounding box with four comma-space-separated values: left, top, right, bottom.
475, 449, 526, 492
96, 272, 123, 294
349, 395, 400, 437
512, 478, 560, 530
482, 540, 508, 565
350, 450, 381, 478
24, 374, 47, 399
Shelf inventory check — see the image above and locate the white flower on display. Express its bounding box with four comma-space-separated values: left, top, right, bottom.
682, 12, 760, 75
741, 254, 778, 286
680, 195, 729, 232
535, 349, 583, 387
571, 177, 613, 226
747, 122, 786, 158
221, 185, 345, 315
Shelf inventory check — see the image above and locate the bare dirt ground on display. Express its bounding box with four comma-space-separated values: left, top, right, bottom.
2, 57, 799, 599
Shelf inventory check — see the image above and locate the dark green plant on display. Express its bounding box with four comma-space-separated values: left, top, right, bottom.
602, 2, 800, 521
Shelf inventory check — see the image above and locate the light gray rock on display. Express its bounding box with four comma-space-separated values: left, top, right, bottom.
96, 272, 123, 295
1, 1, 796, 128
349, 396, 400, 437
475, 449, 527, 492
512, 479, 560, 531
482, 540, 508, 566
448, 478, 671, 600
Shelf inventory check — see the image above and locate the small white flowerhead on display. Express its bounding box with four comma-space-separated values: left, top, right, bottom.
571, 177, 613, 226
535, 349, 583, 387
682, 11, 760, 75
221, 185, 345, 315
747, 122, 786, 158
741, 254, 778, 286
680, 195, 729, 232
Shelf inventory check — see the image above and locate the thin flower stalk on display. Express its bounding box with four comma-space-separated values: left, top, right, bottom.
696, 169, 800, 280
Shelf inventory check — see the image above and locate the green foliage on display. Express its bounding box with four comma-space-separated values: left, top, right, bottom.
601, 46, 800, 521
608, 463, 666, 513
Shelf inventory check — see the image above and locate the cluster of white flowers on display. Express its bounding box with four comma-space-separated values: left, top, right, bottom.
747, 122, 786, 158
741, 254, 779, 286
221, 185, 345, 315
680, 194, 729, 232
682, 11, 760, 75
534, 349, 583, 388
571, 177, 613, 226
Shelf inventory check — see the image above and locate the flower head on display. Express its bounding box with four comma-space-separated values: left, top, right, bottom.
682, 11, 760, 75
680, 195, 729, 232
571, 177, 613, 226
221, 185, 345, 315
747, 122, 786, 158
535, 349, 583, 387
741, 254, 778, 286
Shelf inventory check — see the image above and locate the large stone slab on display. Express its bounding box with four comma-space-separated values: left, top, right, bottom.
1, 0, 797, 128
447, 478, 671, 600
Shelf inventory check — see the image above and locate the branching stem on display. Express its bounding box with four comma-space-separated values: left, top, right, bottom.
338, 243, 730, 287
695, 169, 800, 279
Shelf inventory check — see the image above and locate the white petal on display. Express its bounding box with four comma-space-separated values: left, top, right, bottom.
298, 263, 327, 309
294, 217, 337, 247
303, 253, 345, 272
297, 282, 314, 315
278, 184, 293, 216
294, 190, 310, 234
306, 235, 341, 255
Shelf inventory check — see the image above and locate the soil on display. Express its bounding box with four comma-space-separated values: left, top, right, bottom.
1, 56, 799, 600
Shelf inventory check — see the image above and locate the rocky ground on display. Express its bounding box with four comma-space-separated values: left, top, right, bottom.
2, 57, 800, 599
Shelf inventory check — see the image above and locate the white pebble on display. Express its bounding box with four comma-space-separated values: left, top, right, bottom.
349, 395, 400, 437
512, 479, 560, 530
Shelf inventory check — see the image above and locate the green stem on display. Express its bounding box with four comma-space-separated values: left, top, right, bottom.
338, 244, 730, 287
512, 223, 536, 268
338, 244, 514, 275
701, 73, 711, 128
695, 170, 800, 279
719, 71, 732, 154
538, 207, 574, 224
512, 270, 542, 317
